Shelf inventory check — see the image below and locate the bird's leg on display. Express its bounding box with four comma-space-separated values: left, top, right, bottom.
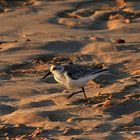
82, 87, 88, 102
67, 87, 88, 102
67, 89, 83, 99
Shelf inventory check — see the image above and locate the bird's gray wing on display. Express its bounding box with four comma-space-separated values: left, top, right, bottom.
64, 64, 93, 80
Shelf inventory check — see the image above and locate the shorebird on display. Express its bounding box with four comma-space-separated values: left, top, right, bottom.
42, 64, 109, 101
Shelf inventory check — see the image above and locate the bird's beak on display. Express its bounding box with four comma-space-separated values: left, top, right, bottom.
42, 71, 51, 79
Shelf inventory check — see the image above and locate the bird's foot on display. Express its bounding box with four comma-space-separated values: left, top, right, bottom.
84, 100, 91, 105
97, 92, 102, 96
63, 89, 69, 93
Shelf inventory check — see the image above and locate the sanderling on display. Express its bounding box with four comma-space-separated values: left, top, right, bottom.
42, 64, 109, 101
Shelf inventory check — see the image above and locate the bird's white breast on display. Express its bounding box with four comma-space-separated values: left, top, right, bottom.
53, 71, 68, 86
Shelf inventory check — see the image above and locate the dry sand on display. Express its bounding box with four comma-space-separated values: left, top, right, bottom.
0, 0, 140, 139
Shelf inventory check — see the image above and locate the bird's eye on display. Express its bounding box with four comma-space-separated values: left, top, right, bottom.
52, 67, 56, 71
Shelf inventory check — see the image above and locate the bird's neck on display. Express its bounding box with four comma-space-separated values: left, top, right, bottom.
53, 71, 64, 80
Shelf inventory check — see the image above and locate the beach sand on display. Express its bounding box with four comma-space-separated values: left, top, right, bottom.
0, 0, 140, 139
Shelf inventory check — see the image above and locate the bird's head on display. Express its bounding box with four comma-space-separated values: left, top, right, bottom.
50, 65, 64, 73
42, 65, 64, 79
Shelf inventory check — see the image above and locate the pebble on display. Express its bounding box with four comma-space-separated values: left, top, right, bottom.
116, 39, 125, 43
125, 18, 130, 24
66, 118, 75, 123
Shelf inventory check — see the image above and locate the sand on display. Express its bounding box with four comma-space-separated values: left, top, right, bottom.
0, 0, 140, 139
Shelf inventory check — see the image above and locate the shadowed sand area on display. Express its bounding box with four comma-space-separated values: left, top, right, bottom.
0, 0, 140, 139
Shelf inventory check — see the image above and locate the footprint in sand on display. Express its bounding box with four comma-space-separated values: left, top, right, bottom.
41, 40, 85, 53
37, 109, 76, 122
0, 123, 36, 138
94, 122, 112, 133
115, 44, 140, 52
0, 103, 17, 115
21, 99, 55, 109
46, 87, 63, 94
49, 0, 140, 30
0, 96, 18, 102
63, 127, 83, 136
104, 100, 140, 118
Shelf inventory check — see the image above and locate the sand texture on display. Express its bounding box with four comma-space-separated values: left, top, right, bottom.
0, 0, 140, 139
